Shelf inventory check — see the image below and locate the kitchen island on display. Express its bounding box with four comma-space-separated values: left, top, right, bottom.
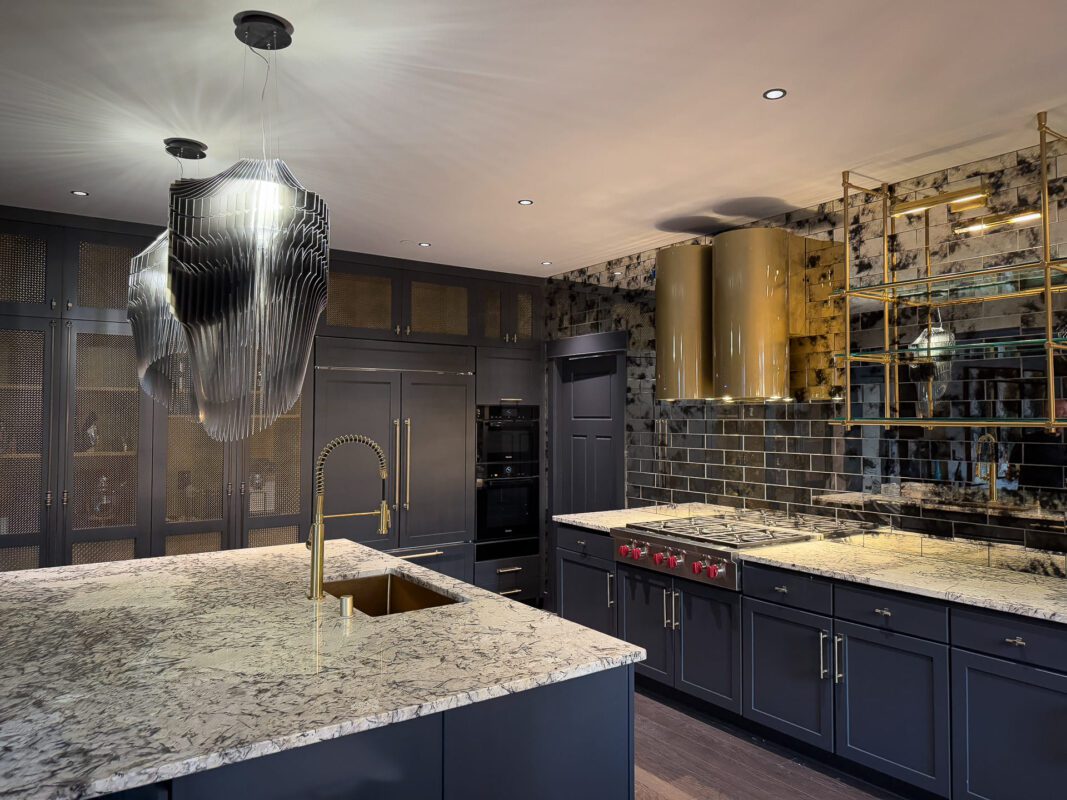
0, 540, 644, 800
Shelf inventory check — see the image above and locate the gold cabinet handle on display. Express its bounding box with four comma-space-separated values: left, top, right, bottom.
404, 418, 412, 510
819, 630, 829, 679
606, 572, 614, 608
833, 633, 844, 684
393, 418, 401, 510
496, 566, 523, 574
500, 588, 523, 596
398, 550, 445, 560
1004, 636, 1027, 647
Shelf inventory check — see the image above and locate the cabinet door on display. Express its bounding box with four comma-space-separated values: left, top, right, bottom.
0, 316, 58, 570
149, 355, 233, 557
617, 564, 674, 683
476, 346, 543, 405
399, 372, 475, 547
835, 620, 950, 797
742, 597, 833, 750
238, 381, 313, 551
556, 549, 616, 636
475, 282, 508, 346
61, 227, 153, 322
952, 649, 1067, 800
675, 581, 742, 713
58, 320, 153, 564
320, 261, 404, 340
0, 218, 62, 318
507, 285, 542, 345
313, 368, 401, 550
402, 274, 474, 344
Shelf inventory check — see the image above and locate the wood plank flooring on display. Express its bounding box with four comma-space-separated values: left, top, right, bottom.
635, 690, 902, 800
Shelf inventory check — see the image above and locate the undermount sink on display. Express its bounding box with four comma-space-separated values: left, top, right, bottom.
323, 572, 457, 617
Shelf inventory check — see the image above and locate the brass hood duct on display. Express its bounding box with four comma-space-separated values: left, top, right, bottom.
655, 244, 714, 400
711, 228, 789, 400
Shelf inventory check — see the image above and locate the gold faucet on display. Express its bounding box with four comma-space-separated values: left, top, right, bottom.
307, 434, 391, 600
975, 433, 999, 504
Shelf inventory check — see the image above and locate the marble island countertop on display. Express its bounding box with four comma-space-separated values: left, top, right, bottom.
0, 541, 644, 800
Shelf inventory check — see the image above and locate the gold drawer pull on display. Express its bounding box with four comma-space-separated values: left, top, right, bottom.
496, 566, 524, 574
398, 550, 445, 560
500, 588, 523, 596
1004, 636, 1027, 647
874, 607, 892, 617
773, 585, 789, 594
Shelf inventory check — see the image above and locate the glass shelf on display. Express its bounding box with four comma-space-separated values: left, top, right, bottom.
834, 337, 1066, 362
830, 259, 1067, 305
831, 417, 1063, 428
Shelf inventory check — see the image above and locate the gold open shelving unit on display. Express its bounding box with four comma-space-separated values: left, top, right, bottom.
832, 111, 1067, 432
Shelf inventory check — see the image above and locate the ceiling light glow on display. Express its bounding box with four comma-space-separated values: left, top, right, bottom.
517, 199, 534, 206
541, 261, 552, 266
762, 88, 786, 100
70, 190, 89, 197
418, 242, 432, 247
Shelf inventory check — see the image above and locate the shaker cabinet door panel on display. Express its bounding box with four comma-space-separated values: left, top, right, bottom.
834, 621, 951, 797
675, 581, 741, 713
398, 372, 475, 548
476, 346, 543, 406
313, 368, 401, 550
952, 649, 1067, 800
556, 550, 615, 636
742, 597, 833, 750
617, 564, 674, 683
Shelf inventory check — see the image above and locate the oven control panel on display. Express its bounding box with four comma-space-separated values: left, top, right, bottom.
611, 532, 738, 590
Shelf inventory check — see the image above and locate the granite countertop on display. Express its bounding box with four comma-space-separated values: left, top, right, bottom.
740, 539, 1067, 624
0, 541, 643, 800
553, 502, 736, 532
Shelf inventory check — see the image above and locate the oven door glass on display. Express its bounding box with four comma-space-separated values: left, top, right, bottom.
480, 422, 538, 463
478, 478, 539, 540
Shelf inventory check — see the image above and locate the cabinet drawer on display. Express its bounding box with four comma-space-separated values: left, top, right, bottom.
952, 607, 1067, 673
556, 525, 616, 561
835, 583, 948, 643
475, 555, 540, 599
391, 542, 474, 584
743, 563, 832, 615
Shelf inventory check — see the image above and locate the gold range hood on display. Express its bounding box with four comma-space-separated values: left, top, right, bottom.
654, 230, 790, 402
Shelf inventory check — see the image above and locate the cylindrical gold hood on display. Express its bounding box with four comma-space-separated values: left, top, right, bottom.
655, 244, 713, 400
711, 229, 789, 400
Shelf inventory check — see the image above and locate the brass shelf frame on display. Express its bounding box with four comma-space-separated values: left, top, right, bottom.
833, 111, 1067, 432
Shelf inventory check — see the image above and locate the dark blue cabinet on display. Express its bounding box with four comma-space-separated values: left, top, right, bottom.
616, 565, 741, 713
556, 548, 616, 636
742, 597, 833, 750
675, 580, 742, 713
952, 648, 1067, 800
617, 564, 674, 682
834, 620, 951, 797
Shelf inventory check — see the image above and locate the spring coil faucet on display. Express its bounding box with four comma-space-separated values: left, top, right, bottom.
307, 434, 391, 600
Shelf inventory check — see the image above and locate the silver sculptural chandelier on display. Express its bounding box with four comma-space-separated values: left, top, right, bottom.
128, 11, 329, 441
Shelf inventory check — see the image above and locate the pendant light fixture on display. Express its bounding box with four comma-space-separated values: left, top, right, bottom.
160, 11, 329, 441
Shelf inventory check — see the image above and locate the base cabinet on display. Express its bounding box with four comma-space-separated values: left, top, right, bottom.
617, 564, 741, 713
389, 541, 474, 584
952, 649, 1067, 800
556, 549, 616, 636
834, 620, 951, 797
742, 597, 834, 750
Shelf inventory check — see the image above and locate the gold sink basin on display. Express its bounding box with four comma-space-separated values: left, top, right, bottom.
323, 572, 457, 617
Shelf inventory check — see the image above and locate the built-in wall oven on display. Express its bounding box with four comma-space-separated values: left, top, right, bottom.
476, 405, 540, 559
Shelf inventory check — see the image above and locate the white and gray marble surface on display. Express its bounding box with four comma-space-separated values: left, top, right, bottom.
0, 540, 644, 800
741, 540, 1067, 624
552, 502, 734, 532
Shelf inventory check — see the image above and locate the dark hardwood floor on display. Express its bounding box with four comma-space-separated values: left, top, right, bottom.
635, 690, 902, 800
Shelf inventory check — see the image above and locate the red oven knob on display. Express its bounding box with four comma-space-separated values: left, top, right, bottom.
706, 563, 721, 579
653, 552, 666, 566
631, 547, 646, 560
667, 555, 680, 569
691, 561, 705, 575
618, 544, 631, 558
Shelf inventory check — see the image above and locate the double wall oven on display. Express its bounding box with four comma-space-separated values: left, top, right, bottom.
476, 405, 540, 560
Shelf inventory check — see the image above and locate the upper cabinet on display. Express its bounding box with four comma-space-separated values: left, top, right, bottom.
0, 219, 64, 318
322, 259, 542, 347
61, 226, 154, 322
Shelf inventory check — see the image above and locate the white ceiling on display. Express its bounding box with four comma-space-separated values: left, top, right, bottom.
3, 1, 1067, 276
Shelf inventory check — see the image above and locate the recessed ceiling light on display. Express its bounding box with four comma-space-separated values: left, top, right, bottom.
70, 190, 89, 197
762, 88, 787, 100
417, 242, 432, 247
517, 199, 534, 206
541, 261, 553, 266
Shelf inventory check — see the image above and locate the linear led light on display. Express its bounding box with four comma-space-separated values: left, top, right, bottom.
890, 186, 988, 218
953, 210, 1041, 235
